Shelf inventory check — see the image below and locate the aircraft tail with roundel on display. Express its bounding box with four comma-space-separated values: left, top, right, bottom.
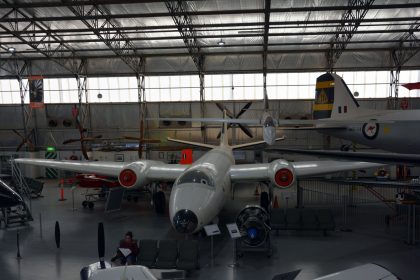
313, 72, 363, 120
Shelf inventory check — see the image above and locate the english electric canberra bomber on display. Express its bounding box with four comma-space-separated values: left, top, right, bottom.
14, 121, 382, 234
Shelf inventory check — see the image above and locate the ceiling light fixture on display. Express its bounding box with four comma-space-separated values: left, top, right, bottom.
217, 39, 225, 46
8, 46, 15, 52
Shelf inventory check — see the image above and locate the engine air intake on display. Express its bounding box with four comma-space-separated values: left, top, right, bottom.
119, 169, 137, 187
275, 168, 294, 188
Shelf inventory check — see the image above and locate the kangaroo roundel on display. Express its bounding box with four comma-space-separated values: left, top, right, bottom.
362, 121, 379, 140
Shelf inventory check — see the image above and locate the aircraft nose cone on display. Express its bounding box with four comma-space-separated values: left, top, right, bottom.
172, 209, 198, 234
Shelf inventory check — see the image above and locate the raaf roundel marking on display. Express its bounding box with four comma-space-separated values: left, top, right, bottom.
362, 121, 379, 140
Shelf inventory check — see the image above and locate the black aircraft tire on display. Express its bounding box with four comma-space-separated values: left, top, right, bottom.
80, 267, 89, 280
82, 200, 88, 208
154, 191, 166, 214
88, 202, 94, 209
260, 191, 270, 211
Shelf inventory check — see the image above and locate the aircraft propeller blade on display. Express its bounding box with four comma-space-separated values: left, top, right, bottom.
62, 138, 81, 145
98, 222, 106, 269
215, 102, 225, 112
81, 142, 89, 160
215, 102, 235, 119
236, 102, 252, 118
123, 136, 140, 141
80, 135, 103, 142
238, 123, 254, 138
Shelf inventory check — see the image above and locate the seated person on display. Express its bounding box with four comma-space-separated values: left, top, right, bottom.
111, 231, 139, 265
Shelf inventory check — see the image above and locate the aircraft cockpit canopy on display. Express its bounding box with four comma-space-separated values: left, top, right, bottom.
177, 169, 214, 187
264, 116, 275, 127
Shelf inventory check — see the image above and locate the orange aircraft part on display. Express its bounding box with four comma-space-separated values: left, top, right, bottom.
180, 149, 193, 164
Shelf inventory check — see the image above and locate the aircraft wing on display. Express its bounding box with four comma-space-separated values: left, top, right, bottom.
229, 160, 383, 182
266, 148, 420, 165
14, 158, 188, 181
147, 117, 261, 124
276, 119, 394, 129
14, 158, 125, 177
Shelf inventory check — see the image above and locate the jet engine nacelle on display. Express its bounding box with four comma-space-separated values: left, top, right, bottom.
268, 159, 295, 189
236, 205, 271, 247
118, 162, 150, 188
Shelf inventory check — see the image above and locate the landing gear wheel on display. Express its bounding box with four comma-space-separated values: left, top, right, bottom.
88, 202, 94, 209
260, 191, 270, 212
153, 191, 166, 214
82, 200, 88, 208
126, 195, 132, 202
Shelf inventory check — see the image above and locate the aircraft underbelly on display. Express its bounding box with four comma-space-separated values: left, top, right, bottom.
321, 123, 420, 154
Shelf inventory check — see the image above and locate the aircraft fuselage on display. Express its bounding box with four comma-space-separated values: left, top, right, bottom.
169, 144, 234, 233
319, 110, 420, 154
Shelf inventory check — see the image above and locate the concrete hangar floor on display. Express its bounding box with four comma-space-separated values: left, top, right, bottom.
1, 180, 420, 280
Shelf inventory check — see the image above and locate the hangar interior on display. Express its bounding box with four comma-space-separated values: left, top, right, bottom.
0, 1, 420, 280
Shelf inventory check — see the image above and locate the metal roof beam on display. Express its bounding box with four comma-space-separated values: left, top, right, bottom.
0, 4, 419, 22
327, 0, 375, 71
65, 1, 145, 74
391, 20, 420, 67
3, 28, 417, 45
164, 0, 204, 73
4, 47, 418, 61
262, 0, 270, 75
3, 39, 418, 58
0, 0, 194, 9
0, 17, 418, 35
0, 4, 83, 75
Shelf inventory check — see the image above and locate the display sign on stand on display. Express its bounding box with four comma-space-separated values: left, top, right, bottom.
226, 223, 241, 268
204, 224, 221, 267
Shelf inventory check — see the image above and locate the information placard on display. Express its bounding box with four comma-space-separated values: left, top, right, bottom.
226, 223, 241, 239
204, 224, 221, 236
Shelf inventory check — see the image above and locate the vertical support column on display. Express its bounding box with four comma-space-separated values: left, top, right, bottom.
75, 73, 90, 150
75, 59, 89, 131
15, 60, 34, 152
136, 71, 146, 159
199, 71, 207, 143
18, 76, 29, 147
389, 68, 401, 110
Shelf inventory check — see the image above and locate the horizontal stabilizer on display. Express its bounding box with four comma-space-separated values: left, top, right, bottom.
232, 137, 285, 149
167, 137, 216, 149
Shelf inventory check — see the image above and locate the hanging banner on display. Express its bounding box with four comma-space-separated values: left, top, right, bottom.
29, 75, 44, 109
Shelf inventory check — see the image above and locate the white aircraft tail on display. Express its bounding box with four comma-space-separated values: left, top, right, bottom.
313, 72, 360, 120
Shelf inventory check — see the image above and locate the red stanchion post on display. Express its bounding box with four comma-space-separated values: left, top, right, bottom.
58, 179, 66, 201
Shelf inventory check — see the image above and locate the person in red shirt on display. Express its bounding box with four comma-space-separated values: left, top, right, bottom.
111, 231, 139, 265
